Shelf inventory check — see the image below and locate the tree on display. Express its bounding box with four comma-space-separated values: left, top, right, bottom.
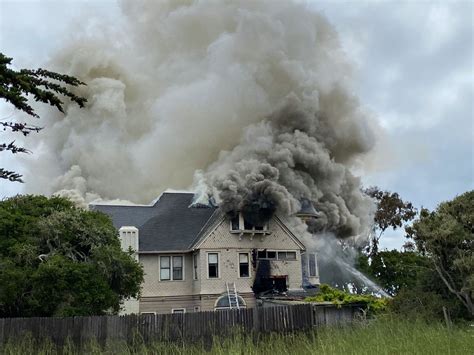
318, 188, 418, 295
0, 195, 143, 317
360, 249, 430, 296
406, 191, 474, 317
0, 53, 87, 182
364, 187, 417, 257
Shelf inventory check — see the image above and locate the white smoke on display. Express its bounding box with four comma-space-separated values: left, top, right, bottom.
21, 0, 378, 239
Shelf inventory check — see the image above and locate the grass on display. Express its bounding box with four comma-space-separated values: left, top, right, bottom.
1, 315, 472, 355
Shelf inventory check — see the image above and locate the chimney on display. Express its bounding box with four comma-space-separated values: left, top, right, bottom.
118, 226, 139, 261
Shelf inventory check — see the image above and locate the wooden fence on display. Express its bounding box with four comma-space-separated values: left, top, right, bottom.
0, 303, 362, 347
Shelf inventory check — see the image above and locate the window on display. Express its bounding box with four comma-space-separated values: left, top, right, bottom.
267, 251, 276, 259
173, 256, 183, 280
231, 215, 240, 231
208, 253, 219, 278
194, 306, 201, 312
229, 213, 267, 232
277, 251, 297, 260
215, 295, 246, 310
239, 253, 250, 277
172, 308, 186, 314
309, 253, 317, 277
258, 250, 297, 260
256, 250, 276, 260
160, 256, 171, 280
193, 254, 198, 280
244, 218, 253, 230
160, 256, 184, 281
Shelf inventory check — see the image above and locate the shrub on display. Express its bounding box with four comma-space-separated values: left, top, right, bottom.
305, 284, 389, 315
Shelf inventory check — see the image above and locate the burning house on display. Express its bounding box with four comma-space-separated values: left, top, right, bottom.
22, 1, 379, 309
92, 191, 319, 314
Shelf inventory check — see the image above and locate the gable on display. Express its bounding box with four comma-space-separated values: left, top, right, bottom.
195, 215, 306, 251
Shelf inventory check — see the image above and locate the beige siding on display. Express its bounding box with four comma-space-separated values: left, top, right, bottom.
140, 254, 198, 297
198, 218, 303, 250
197, 217, 304, 294
198, 249, 303, 294
140, 293, 256, 314
138, 216, 305, 313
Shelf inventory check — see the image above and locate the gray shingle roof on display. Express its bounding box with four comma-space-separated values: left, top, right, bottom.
92, 192, 217, 252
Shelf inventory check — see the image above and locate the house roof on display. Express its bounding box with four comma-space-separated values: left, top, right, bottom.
92, 192, 217, 252
91, 203, 158, 230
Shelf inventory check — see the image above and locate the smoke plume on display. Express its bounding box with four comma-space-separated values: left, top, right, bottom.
21, 0, 377, 239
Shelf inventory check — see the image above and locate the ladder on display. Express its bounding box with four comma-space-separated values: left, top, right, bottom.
226, 282, 240, 309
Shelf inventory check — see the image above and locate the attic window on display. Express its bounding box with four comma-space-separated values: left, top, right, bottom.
231, 216, 240, 231
230, 213, 268, 233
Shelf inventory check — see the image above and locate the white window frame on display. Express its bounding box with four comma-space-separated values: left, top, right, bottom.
257, 250, 298, 261
159, 255, 185, 281
277, 251, 297, 261
207, 252, 220, 279
193, 253, 199, 280
214, 295, 247, 310
171, 308, 186, 314
238, 252, 251, 278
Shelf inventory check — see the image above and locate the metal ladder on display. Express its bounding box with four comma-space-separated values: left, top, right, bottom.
226, 282, 240, 309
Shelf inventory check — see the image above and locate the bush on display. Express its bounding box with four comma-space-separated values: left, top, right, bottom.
305, 284, 389, 315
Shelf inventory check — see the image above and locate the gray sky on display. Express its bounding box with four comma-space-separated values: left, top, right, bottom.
1, 0, 473, 250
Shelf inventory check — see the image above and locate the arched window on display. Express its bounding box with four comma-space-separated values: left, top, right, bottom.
214, 295, 247, 310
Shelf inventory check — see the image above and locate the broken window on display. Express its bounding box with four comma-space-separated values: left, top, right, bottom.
243, 218, 254, 230
208, 253, 219, 278
229, 213, 267, 232
231, 215, 240, 231
239, 253, 250, 277
267, 251, 276, 259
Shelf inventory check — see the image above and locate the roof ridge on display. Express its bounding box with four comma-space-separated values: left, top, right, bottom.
91, 203, 152, 207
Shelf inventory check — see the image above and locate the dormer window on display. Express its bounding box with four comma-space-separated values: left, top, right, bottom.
230, 213, 268, 233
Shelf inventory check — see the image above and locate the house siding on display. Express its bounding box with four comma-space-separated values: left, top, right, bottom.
198, 218, 304, 294
136, 216, 306, 314
198, 219, 303, 250
140, 293, 256, 314
140, 254, 197, 297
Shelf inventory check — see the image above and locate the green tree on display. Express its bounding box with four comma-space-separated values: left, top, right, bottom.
359, 250, 430, 297
406, 191, 474, 317
0, 195, 143, 317
0, 53, 87, 182
365, 187, 417, 257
